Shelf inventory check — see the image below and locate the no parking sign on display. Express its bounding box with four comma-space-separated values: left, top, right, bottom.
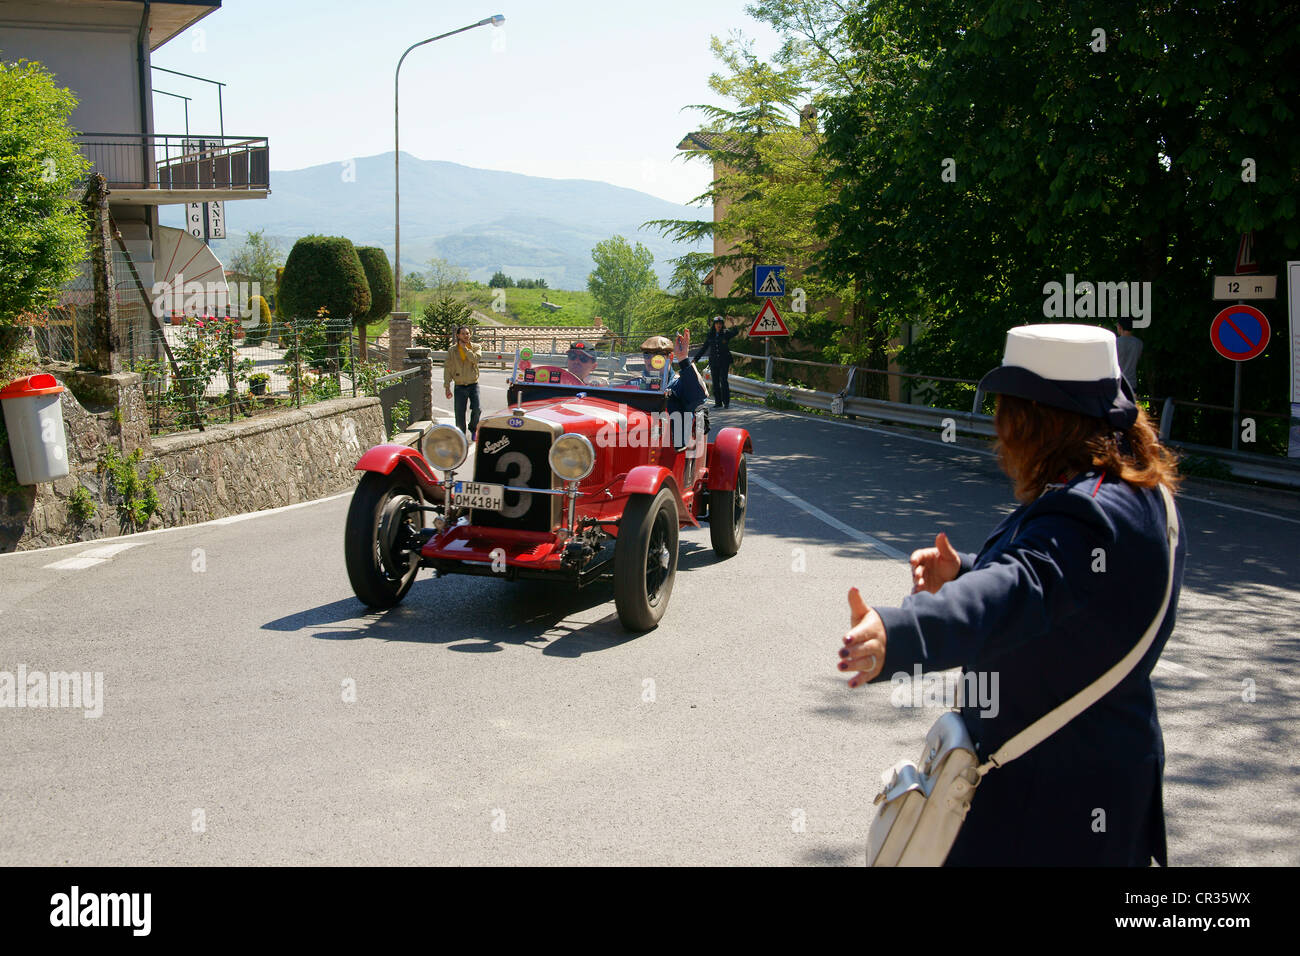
1210, 305, 1270, 361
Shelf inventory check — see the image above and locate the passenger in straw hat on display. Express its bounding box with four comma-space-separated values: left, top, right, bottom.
838, 324, 1186, 866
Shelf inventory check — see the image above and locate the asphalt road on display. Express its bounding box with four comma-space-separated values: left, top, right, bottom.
2, 370, 1297, 865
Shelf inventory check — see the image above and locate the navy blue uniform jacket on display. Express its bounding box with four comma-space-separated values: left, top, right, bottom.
871, 471, 1187, 866
665, 356, 707, 415
695, 326, 740, 366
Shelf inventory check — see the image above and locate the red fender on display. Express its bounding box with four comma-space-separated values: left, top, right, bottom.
623, 465, 696, 527
624, 464, 673, 497
706, 427, 752, 491
354, 443, 443, 496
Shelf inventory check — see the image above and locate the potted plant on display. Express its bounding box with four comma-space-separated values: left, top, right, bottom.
249, 372, 270, 396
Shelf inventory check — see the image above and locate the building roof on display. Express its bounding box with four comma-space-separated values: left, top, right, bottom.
677, 131, 742, 152
19, 0, 224, 51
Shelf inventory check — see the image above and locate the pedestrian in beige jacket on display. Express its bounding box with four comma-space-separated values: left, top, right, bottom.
444, 325, 481, 438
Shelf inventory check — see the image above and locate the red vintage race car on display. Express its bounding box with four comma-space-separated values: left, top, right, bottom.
343, 344, 752, 630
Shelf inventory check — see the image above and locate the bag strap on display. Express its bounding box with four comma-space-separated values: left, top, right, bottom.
978, 483, 1179, 774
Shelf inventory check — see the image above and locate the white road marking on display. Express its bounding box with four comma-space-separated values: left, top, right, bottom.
44, 556, 109, 571
748, 404, 1300, 526
76, 542, 142, 559
5, 492, 354, 559
1154, 658, 1210, 679
44, 541, 142, 570
208, 494, 356, 524
749, 472, 908, 559
1174, 492, 1300, 526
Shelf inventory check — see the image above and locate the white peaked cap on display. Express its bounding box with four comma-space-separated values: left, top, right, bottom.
978, 323, 1138, 428
1001, 324, 1120, 381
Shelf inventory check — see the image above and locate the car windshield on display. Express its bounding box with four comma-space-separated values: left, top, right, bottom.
508, 346, 672, 393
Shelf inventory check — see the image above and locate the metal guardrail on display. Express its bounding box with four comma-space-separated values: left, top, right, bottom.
374, 366, 420, 386
423, 353, 1300, 489
717, 374, 1299, 488
722, 375, 996, 436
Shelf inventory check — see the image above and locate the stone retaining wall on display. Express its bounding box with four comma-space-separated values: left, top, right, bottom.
148, 397, 384, 529
1, 373, 386, 552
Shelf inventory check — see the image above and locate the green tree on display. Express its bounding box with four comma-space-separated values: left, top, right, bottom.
429, 257, 469, 291
277, 235, 370, 326
646, 24, 856, 370
243, 294, 272, 346
587, 236, 658, 339
0, 57, 91, 377
488, 270, 514, 289
415, 292, 474, 350
355, 246, 393, 359
277, 236, 370, 384
818, 0, 1300, 435
227, 229, 283, 294
403, 271, 427, 293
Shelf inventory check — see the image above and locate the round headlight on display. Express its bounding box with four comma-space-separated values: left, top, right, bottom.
549, 433, 595, 482
422, 423, 468, 471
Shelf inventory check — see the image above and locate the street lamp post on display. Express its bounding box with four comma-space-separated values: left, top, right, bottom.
394, 15, 504, 308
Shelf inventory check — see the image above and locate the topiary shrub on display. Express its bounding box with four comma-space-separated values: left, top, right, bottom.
277, 236, 370, 328
354, 246, 393, 360
243, 294, 272, 345
277, 236, 370, 384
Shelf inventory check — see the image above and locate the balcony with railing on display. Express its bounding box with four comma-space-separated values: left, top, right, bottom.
74, 133, 270, 204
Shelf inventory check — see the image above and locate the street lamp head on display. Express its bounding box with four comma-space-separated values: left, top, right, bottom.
482, 14, 505, 27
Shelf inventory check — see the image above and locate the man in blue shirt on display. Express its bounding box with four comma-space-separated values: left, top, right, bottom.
631, 333, 707, 450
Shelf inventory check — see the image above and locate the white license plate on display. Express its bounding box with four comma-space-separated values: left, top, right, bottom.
452, 481, 505, 511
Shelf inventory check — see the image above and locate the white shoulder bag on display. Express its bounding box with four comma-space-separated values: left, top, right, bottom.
866, 483, 1179, 867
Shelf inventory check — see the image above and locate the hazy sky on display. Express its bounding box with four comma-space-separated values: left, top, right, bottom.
149, 0, 784, 206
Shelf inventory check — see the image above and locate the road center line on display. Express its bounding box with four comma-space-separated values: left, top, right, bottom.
749, 472, 908, 559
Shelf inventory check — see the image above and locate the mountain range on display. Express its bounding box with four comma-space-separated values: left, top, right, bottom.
159, 152, 711, 290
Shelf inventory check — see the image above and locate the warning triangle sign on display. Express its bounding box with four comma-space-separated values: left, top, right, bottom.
1235, 231, 1259, 274
748, 300, 790, 337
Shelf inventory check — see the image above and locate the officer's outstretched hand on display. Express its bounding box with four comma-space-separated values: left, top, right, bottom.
910, 532, 960, 595
841, 587, 886, 688
673, 329, 690, 362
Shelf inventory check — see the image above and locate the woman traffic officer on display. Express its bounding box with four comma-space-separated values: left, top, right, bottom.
839, 324, 1187, 866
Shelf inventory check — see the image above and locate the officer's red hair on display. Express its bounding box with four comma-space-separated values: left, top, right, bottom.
994, 395, 1182, 502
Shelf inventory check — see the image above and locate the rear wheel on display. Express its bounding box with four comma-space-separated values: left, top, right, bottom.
709, 456, 747, 558
345, 470, 425, 608
614, 486, 679, 631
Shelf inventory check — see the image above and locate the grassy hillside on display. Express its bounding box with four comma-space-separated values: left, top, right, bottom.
465, 287, 598, 326
393, 285, 600, 328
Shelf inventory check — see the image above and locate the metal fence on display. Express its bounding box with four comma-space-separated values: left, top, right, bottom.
34, 249, 157, 370
35, 314, 391, 435
74, 133, 270, 192
375, 367, 425, 437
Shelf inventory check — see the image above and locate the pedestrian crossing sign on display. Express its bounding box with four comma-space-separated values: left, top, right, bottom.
748, 300, 790, 336
754, 265, 785, 298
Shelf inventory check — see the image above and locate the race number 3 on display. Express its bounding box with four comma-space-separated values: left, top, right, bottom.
495, 451, 533, 519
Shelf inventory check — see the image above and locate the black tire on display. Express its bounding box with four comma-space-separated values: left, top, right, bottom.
614, 486, 679, 631
344, 470, 425, 609
709, 456, 747, 558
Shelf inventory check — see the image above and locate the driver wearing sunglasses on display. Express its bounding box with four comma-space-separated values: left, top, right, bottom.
566, 342, 603, 384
